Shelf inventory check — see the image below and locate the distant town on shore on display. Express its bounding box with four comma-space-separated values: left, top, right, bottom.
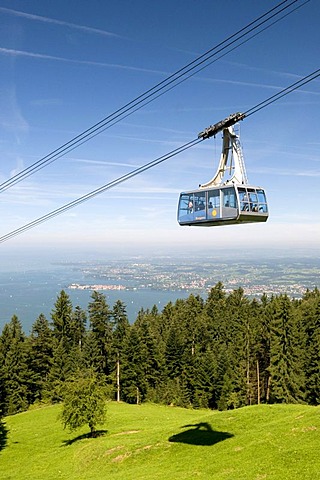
65, 256, 320, 299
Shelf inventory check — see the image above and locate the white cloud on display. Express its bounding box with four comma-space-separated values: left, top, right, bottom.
69, 158, 141, 168
0, 47, 167, 75
0, 86, 29, 137
0, 6, 123, 39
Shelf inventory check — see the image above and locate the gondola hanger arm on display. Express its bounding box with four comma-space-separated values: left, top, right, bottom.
198, 112, 246, 140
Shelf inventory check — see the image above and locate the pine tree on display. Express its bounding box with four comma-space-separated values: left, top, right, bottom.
28, 314, 54, 403
70, 306, 87, 350
204, 282, 228, 350
0, 316, 30, 414
121, 311, 165, 403
269, 295, 305, 403
111, 300, 130, 401
120, 326, 145, 403
45, 339, 73, 402
254, 294, 273, 403
88, 291, 113, 376
112, 300, 130, 352
51, 290, 73, 345
301, 292, 320, 405
210, 288, 249, 409
165, 320, 186, 379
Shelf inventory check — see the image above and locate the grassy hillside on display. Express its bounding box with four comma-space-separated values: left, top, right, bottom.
1, 402, 319, 480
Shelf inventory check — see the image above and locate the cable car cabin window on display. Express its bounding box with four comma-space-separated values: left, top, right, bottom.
248, 189, 259, 212
208, 190, 220, 219
221, 187, 237, 220
238, 188, 249, 211
238, 187, 268, 214
194, 192, 206, 221
178, 193, 195, 223
178, 192, 207, 224
257, 189, 268, 213
208, 190, 220, 208
223, 187, 236, 208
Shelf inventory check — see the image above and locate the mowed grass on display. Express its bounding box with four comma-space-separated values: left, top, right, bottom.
1, 402, 319, 480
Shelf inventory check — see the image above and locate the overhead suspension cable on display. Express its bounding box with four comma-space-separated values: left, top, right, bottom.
0, 66, 319, 245
0, 139, 202, 244
244, 68, 320, 116
0, 0, 308, 194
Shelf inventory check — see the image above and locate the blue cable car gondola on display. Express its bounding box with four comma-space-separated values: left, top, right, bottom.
178, 113, 268, 227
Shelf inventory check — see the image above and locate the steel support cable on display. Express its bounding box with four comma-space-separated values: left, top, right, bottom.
0, 138, 202, 243
0, 66, 319, 244
0, 0, 306, 193
0, 65, 319, 244
244, 68, 320, 117
19, 0, 310, 181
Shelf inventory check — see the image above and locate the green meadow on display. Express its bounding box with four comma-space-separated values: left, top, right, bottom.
1, 402, 319, 480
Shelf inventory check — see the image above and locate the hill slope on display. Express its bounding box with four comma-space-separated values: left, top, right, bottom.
1, 402, 319, 480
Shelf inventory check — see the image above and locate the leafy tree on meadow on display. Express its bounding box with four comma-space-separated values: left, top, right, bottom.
61, 369, 107, 437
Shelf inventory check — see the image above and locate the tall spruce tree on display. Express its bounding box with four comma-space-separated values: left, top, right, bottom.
112, 300, 130, 352
301, 292, 320, 404
269, 294, 305, 403
28, 313, 54, 403
70, 306, 87, 350
0, 316, 29, 414
51, 290, 73, 346
88, 291, 113, 376
111, 300, 130, 401
254, 294, 272, 403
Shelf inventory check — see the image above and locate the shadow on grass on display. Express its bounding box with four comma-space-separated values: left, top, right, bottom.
169, 422, 233, 446
0, 421, 8, 451
62, 429, 108, 446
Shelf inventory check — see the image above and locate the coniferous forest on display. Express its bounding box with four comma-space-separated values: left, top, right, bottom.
1, 283, 320, 419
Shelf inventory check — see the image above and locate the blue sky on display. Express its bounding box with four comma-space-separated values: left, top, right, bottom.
0, 0, 319, 262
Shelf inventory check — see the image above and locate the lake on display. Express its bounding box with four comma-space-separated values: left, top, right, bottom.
0, 263, 190, 333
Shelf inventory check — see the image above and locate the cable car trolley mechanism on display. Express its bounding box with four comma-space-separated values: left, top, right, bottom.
177, 113, 268, 227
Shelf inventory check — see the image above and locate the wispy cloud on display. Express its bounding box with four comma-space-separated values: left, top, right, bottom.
69, 158, 141, 168
0, 47, 166, 75
0, 6, 123, 39
29, 98, 62, 107
199, 76, 320, 95
2, 47, 318, 99
250, 166, 320, 177
0, 85, 29, 139
222, 60, 303, 80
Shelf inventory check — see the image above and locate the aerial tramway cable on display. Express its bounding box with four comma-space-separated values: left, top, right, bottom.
0, 67, 319, 244
0, 0, 309, 193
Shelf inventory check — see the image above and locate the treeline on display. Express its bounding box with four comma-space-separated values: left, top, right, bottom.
0, 283, 320, 417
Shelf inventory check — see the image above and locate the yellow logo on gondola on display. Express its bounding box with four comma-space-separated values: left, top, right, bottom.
212, 209, 217, 217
